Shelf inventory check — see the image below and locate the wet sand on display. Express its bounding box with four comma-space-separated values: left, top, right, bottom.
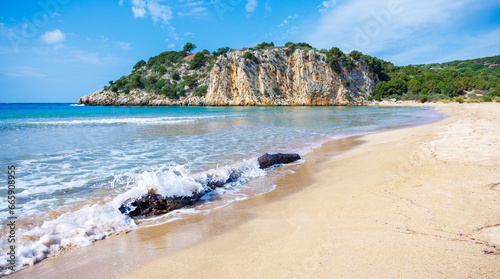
12, 103, 500, 278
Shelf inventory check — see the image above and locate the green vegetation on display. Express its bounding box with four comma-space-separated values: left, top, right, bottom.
191, 52, 208, 69
244, 52, 259, 63
133, 60, 146, 70
172, 72, 180, 81
183, 42, 197, 53
213, 47, 230, 57
370, 55, 500, 101
253, 42, 274, 51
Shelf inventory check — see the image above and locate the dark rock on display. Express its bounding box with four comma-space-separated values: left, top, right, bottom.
257, 153, 301, 169
119, 193, 203, 217
119, 154, 300, 218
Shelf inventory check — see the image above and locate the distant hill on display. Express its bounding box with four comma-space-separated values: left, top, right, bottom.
79, 42, 500, 106
372, 55, 500, 102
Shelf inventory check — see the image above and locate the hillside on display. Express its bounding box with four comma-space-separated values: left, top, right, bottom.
78, 43, 500, 106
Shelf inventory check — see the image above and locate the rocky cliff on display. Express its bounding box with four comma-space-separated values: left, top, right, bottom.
79, 47, 378, 106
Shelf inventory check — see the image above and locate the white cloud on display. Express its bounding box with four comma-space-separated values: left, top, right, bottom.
147, 1, 173, 24
265, 0, 271, 12
70, 50, 101, 64
130, 0, 172, 24
184, 32, 195, 36
116, 41, 132, 50
319, 0, 337, 13
278, 19, 288, 27
131, 0, 147, 18
3, 67, 47, 78
119, 0, 125, 6
40, 29, 66, 44
178, 7, 206, 17
308, 0, 497, 64
185, 1, 204, 7
245, 0, 257, 13
168, 43, 176, 49
288, 14, 298, 19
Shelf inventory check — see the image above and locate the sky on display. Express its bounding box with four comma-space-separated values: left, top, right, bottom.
0, 0, 499, 103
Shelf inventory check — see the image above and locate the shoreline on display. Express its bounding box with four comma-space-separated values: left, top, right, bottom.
10, 103, 500, 278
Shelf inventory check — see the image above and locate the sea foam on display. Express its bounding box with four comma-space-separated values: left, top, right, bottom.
0, 158, 265, 276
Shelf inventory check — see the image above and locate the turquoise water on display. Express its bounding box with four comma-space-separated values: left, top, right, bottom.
0, 103, 443, 274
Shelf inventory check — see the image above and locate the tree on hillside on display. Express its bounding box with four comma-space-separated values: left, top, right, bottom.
183, 42, 197, 53
133, 60, 146, 70
349, 50, 362, 60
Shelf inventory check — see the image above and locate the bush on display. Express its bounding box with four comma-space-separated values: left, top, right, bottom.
494, 96, 500, 102
191, 52, 208, 69
420, 95, 427, 103
349, 50, 362, 60
183, 74, 197, 88
466, 98, 482, 103
453, 96, 464, 103
483, 96, 492, 102
244, 52, 253, 59
213, 47, 230, 57
488, 90, 500, 97
325, 47, 343, 70
133, 60, 146, 70
172, 72, 180, 81
196, 85, 208, 96
343, 59, 355, 70
130, 75, 143, 89
253, 42, 274, 50
468, 93, 478, 99
373, 94, 381, 101
154, 66, 167, 76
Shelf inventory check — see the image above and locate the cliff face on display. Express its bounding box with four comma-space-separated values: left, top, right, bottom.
79, 48, 377, 106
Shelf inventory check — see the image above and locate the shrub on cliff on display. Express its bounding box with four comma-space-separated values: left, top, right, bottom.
133, 60, 146, 70
130, 75, 143, 89
253, 42, 274, 51
213, 47, 230, 57
244, 52, 259, 64
349, 50, 362, 60
172, 72, 180, 81
196, 85, 208, 97
191, 52, 208, 69
343, 59, 355, 70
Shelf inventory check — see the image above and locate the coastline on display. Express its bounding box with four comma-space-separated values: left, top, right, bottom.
119, 103, 499, 278
10, 103, 499, 278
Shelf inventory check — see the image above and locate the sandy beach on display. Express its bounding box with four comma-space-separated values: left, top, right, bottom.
120, 103, 500, 278
11, 103, 499, 278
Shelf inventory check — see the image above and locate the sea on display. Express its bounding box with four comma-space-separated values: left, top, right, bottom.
0, 103, 444, 275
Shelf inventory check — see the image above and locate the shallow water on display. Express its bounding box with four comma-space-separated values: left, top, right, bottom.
0, 103, 443, 275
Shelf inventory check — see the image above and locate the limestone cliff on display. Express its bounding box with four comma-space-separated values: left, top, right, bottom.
79, 48, 377, 106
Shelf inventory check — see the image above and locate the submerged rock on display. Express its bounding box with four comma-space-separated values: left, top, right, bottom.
119, 153, 300, 218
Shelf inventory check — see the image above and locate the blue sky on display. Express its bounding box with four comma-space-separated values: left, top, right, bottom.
0, 0, 499, 103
